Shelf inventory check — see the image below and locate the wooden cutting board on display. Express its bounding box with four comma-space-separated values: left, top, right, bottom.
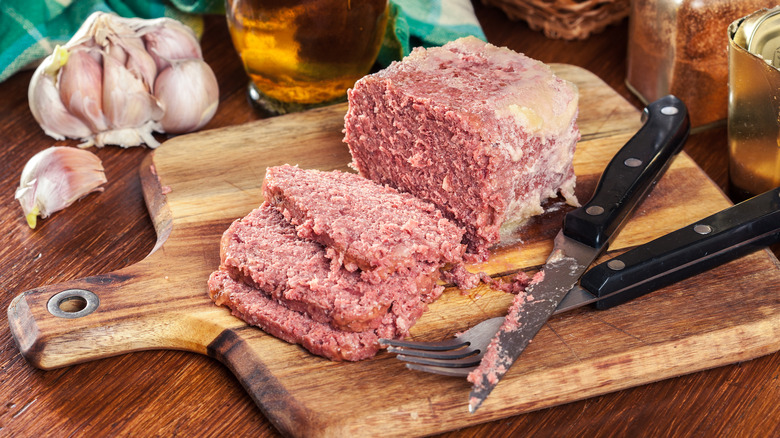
9, 65, 780, 437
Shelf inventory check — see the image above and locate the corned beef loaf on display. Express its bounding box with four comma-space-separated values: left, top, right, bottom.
218, 204, 439, 335
344, 36, 580, 260
262, 164, 468, 283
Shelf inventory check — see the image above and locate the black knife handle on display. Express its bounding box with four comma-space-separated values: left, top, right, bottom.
563, 95, 690, 250
581, 186, 780, 310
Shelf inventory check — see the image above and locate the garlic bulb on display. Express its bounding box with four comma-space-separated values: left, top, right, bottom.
15, 147, 107, 229
28, 12, 219, 148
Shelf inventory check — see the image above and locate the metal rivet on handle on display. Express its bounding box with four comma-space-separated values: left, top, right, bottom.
607, 259, 626, 271
586, 205, 605, 216
693, 224, 713, 235
47, 289, 99, 319
661, 106, 679, 115
624, 157, 643, 168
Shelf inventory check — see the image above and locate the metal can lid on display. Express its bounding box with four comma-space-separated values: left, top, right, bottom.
747, 8, 780, 68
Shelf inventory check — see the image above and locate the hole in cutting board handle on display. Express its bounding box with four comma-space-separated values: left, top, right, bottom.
47, 289, 99, 319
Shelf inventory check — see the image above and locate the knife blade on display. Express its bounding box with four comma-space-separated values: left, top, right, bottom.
554, 185, 780, 314
467, 95, 690, 412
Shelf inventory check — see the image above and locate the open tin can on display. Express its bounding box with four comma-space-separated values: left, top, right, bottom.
728, 7, 780, 199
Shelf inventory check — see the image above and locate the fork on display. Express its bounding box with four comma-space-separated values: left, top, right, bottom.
379, 317, 504, 377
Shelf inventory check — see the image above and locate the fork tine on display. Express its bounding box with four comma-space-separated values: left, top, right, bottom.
379, 317, 503, 351
379, 336, 468, 351
406, 363, 476, 377
397, 353, 484, 368
386, 344, 477, 360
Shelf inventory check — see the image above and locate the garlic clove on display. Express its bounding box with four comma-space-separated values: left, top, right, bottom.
139, 20, 203, 71
103, 54, 164, 131
104, 37, 128, 64
106, 33, 158, 93
154, 59, 219, 134
15, 146, 107, 228
59, 48, 108, 133
28, 47, 93, 140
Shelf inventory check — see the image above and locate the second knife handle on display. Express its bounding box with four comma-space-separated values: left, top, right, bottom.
563, 95, 690, 250
581, 186, 780, 310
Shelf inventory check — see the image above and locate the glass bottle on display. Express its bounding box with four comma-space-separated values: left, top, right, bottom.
226, 0, 389, 115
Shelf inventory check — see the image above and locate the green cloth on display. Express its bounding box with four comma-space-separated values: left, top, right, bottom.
378, 0, 487, 67
0, 0, 485, 83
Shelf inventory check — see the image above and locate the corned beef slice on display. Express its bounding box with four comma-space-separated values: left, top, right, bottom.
208, 269, 388, 361
344, 36, 580, 259
218, 204, 436, 335
262, 164, 467, 281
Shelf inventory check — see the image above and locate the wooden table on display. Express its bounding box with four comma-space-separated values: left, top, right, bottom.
1, 4, 777, 436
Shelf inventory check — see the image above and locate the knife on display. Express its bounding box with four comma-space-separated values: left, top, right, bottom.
555, 185, 780, 313
468, 95, 690, 412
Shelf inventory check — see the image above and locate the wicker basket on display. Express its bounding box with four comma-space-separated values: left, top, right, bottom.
482, 0, 630, 40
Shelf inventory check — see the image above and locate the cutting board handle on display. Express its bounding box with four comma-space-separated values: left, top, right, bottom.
7, 154, 240, 370
8, 253, 203, 369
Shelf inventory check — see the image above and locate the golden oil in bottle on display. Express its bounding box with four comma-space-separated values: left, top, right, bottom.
226, 0, 388, 114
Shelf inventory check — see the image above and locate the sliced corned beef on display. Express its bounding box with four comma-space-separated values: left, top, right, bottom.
262, 164, 468, 284
208, 269, 389, 361
218, 204, 438, 334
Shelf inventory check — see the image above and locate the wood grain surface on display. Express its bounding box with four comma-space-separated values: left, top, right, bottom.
2, 6, 779, 437
8, 65, 780, 437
